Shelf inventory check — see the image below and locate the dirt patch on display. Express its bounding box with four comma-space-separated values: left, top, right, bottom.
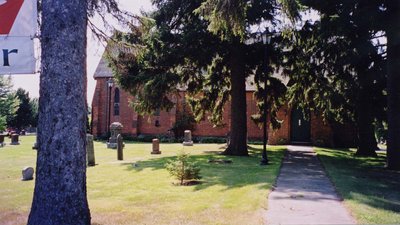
0, 210, 28, 225
171, 180, 203, 186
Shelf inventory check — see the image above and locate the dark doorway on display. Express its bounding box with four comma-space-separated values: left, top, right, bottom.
290, 107, 311, 143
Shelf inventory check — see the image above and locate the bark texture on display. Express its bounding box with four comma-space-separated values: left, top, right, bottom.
355, 88, 378, 157
386, 0, 400, 170
223, 44, 248, 156
28, 0, 91, 224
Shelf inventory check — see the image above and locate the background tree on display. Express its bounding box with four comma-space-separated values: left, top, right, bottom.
0, 76, 18, 132
28, 0, 90, 224
108, 0, 288, 156
29, 98, 39, 128
28, 0, 135, 223
385, 0, 400, 170
283, 0, 387, 156
8, 88, 35, 130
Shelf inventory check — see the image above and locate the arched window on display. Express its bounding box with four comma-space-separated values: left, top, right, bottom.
114, 88, 120, 116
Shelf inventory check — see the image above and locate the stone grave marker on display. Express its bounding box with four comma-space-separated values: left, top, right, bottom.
0, 134, 5, 147
32, 137, 38, 150
117, 134, 124, 160
10, 134, 20, 145
151, 138, 161, 154
183, 130, 193, 146
86, 134, 95, 166
21, 167, 34, 181
107, 122, 123, 149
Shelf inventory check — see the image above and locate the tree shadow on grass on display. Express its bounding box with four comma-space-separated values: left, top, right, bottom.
316, 147, 400, 215
120, 146, 286, 191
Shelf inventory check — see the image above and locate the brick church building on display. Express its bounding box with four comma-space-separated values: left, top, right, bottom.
91, 57, 356, 147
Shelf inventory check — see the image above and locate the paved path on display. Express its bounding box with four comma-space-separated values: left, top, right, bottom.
265, 145, 355, 224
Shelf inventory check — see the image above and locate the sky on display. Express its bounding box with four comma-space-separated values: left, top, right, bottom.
9, 0, 153, 103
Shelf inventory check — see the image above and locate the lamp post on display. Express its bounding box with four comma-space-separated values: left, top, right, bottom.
260, 33, 271, 166
107, 78, 114, 135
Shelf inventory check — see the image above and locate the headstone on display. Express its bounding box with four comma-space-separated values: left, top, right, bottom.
86, 134, 95, 166
117, 134, 124, 160
107, 122, 123, 149
0, 134, 5, 147
183, 130, 193, 146
151, 138, 161, 154
32, 137, 38, 150
10, 134, 19, 145
226, 132, 231, 146
21, 167, 34, 181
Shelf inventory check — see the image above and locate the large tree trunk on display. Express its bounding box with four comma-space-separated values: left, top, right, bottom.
28, 0, 91, 224
386, 0, 400, 170
223, 43, 248, 156
355, 88, 378, 157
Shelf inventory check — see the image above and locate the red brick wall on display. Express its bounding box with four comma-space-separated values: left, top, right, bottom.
91, 79, 108, 137
192, 103, 231, 137
91, 77, 351, 147
268, 105, 290, 144
247, 92, 262, 138
138, 110, 176, 135
109, 88, 139, 135
310, 113, 334, 146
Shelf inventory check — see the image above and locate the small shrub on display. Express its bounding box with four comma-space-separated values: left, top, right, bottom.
135, 134, 156, 142
171, 113, 196, 140
165, 151, 201, 185
315, 139, 326, 147
276, 138, 287, 145
198, 137, 226, 143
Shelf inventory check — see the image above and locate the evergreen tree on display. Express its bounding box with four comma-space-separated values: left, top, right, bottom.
30, 98, 39, 128
28, 0, 135, 223
385, 0, 400, 170
28, 0, 91, 224
284, 0, 387, 156
0, 77, 18, 131
8, 88, 35, 130
108, 0, 288, 156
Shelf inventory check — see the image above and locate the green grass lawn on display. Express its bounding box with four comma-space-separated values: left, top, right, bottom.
315, 147, 400, 224
0, 135, 285, 225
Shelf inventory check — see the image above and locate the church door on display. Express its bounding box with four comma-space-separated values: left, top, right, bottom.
290, 107, 311, 143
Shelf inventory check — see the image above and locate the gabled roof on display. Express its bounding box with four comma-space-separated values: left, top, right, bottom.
93, 57, 113, 79
92, 56, 286, 91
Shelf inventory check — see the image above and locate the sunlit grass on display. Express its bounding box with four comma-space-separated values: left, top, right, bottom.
0, 135, 285, 225
315, 147, 400, 224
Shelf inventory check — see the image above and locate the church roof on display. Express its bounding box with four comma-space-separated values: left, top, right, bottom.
93, 57, 113, 79
92, 56, 286, 91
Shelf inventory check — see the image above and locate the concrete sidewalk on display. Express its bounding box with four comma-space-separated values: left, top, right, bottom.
265, 145, 355, 224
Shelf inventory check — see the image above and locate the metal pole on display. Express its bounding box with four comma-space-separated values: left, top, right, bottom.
260, 41, 269, 165
107, 80, 112, 135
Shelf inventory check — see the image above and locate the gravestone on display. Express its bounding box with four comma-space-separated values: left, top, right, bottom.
183, 130, 193, 146
151, 138, 161, 154
226, 132, 231, 146
32, 137, 38, 150
117, 134, 124, 160
21, 167, 34, 181
86, 134, 95, 166
107, 122, 123, 149
0, 134, 5, 147
10, 134, 19, 145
